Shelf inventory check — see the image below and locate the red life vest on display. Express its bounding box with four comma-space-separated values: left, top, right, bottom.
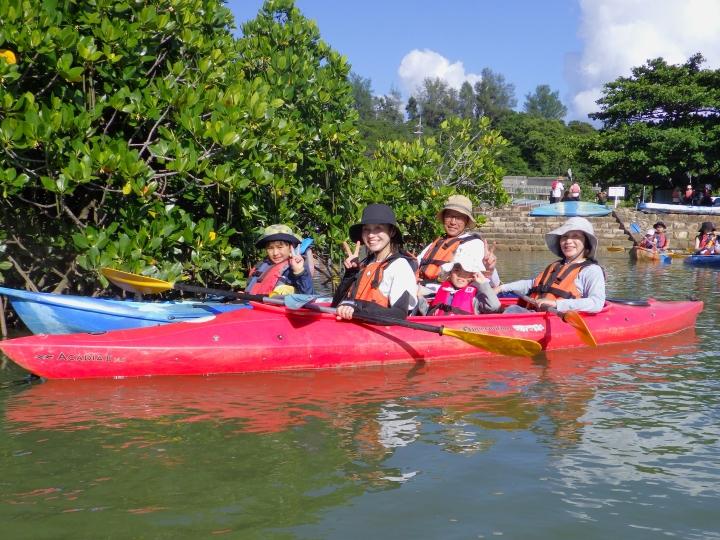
697, 234, 715, 252
347, 251, 416, 307
418, 234, 484, 281
519, 260, 596, 308
571, 183, 580, 194
429, 281, 477, 316
640, 237, 656, 249
655, 232, 667, 249
245, 260, 289, 294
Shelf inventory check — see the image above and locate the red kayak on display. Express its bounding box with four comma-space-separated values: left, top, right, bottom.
0, 298, 703, 379
6, 328, 699, 434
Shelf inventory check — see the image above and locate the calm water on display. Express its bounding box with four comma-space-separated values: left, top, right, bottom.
1, 252, 719, 539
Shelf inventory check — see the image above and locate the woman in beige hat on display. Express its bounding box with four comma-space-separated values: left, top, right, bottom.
494, 217, 605, 314
417, 194, 498, 294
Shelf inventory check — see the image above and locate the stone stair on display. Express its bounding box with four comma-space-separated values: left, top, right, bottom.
473, 205, 634, 252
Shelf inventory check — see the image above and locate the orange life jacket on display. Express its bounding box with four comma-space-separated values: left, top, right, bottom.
346, 251, 415, 308
519, 260, 596, 308
245, 260, 289, 295
418, 234, 484, 281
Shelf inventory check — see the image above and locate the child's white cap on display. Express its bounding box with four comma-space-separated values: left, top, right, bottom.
440, 245, 484, 274
645, 229, 655, 236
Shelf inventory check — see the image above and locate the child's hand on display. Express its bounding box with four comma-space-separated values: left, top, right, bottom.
473, 272, 488, 284
417, 284, 424, 298
483, 242, 497, 272
342, 241, 361, 269
289, 245, 305, 274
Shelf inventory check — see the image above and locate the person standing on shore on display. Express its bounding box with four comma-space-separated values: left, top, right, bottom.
570, 182, 581, 201
550, 177, 564, 204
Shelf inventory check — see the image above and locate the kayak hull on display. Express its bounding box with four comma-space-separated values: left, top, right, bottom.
630, 246, 671, 263
528, 202, 612, 217
637, 202, 720, 215
0, 286, 249, 334
0, 299, 703, 379
683, 255, 720, 266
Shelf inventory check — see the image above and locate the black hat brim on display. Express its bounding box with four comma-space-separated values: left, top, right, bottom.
349, 222, 404, 245
256, 233, 301, 249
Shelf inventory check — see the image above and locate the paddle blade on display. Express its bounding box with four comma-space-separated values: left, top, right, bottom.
606, 247, 625, 252
562, 310, 597, 347
101, 268, 173, 295
441, 328, 542, 357
284, 294, 320, 310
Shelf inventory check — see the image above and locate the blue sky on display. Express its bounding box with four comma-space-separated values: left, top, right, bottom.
225, 0, 720, 122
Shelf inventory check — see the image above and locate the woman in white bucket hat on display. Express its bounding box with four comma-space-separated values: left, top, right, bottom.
494, 217, 606, 314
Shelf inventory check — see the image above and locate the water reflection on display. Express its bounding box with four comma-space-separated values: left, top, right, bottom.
1, 251, 720, 538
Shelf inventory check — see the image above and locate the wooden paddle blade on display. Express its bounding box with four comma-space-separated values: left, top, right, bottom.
561, 310, 597, 347
101, 268, 174, 295
441, 328, 542, 357
606, 247, 625, 252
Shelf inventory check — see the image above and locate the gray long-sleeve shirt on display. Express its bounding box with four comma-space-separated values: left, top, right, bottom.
500, 263, 606, 313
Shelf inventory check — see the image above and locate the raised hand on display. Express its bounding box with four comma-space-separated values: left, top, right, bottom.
342, 241, 361, 269
473, 271, 488, 284
483, 241, 497, 272
289, 245, 305, 274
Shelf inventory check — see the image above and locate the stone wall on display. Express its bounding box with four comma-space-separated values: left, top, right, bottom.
474, 205, 633, 251
474, 205, 719, 252
613, 208, 713, 251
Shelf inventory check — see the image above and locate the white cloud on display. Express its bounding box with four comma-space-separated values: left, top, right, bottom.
568, 0, 720, 120
398, 49, 482, 95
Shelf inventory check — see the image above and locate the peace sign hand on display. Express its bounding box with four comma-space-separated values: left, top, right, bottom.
289, 245, 305, 274
342, 241, 361, 270
483, 241, 497, 272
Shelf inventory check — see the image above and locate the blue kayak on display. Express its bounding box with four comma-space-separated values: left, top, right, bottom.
529, 201, 613, 217
683, 255, 720, 266
0, 286, 249, 335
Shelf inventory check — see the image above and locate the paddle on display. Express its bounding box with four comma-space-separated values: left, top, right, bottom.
102, 268, 275, 302
606, 247, 625, 252
606, 297, 650, 307
283, 294, 542, 358
518, 294, 597, 347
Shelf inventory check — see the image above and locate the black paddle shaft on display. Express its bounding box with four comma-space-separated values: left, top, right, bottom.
172, 283, 267, 303
518, 294, 567, 319
298, 303, 445, 335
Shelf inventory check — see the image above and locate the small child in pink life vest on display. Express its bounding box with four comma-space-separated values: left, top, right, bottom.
417, 245, 501, 316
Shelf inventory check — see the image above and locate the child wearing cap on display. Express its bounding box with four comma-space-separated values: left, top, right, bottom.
245, 224, 315, 295
417, 245, 501, 316
653, 222, 668, 250
640, 229, 658, 250
332, 204, 417, 321
494, 217, 606, 314
695, 222, 716, 255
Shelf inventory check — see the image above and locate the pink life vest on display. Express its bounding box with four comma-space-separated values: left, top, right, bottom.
245, 260, 289, 294
430, 281, 478, 316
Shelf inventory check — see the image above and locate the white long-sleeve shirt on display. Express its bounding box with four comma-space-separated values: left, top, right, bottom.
500, 263, 606, 313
